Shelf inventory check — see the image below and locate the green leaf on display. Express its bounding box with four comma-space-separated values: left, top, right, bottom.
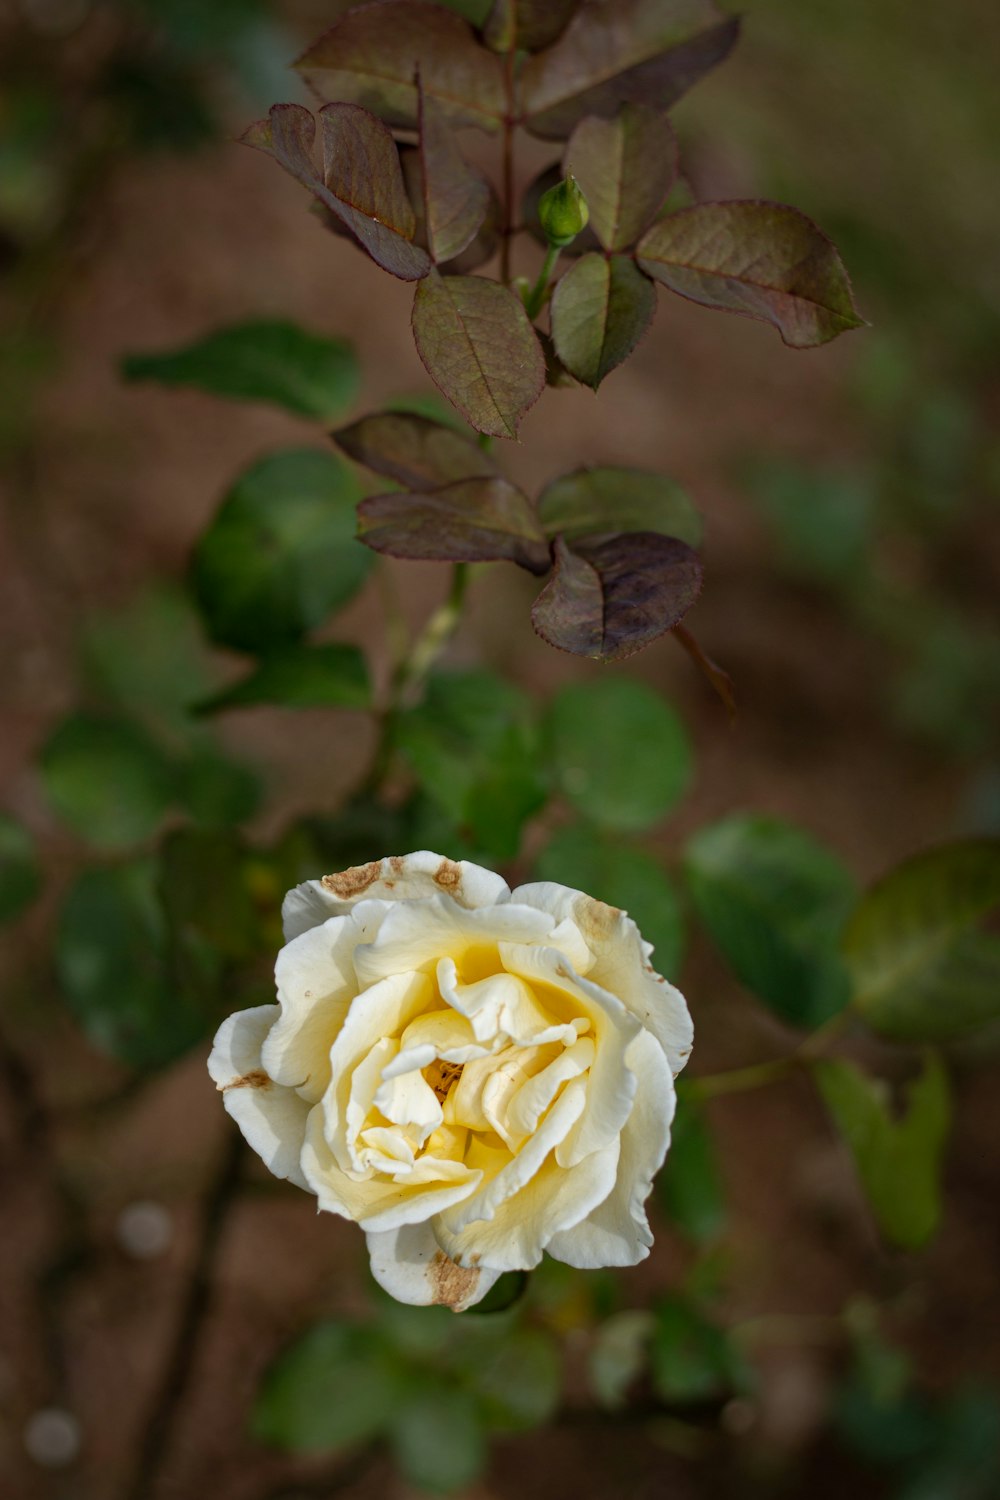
637, 202, 865, 349
536, 822, 684, 976
537, 466, 702, 546
484, 0, 580, 52
0, 814, 42, 923
175, 747, 261, 828
531, 532, 702, 662
57, 860, 210, 1069
397, 670, 545, 860
389, 1385, 487, 1494
650, 1296, 747, 1404
241, 104, 431, 281
657, 1095, 726, 1244
543, 678, 691, 832
40, 713, 174, 851
566, 104, 677, 251
589, 1310, 654, 1409
192, 448, 370, 653
295, 1, 505, 133
462, 1326, 560, 1432
844, 840, 1000, 1043
334, 410, 498, 491
522, 0, 740, 140
411, 273, 545, 439
815, 1054, 950, 1251
158, 826, 259, 962
197, 643, 370, 714
550, 253, 656, 388
742, 459, 876, 586
684, 815, 857, 1028
358, 477, 550, 572
121, 319, 360, 420
254, 1321, 405, 1453
80, 586, 217, 733
417, 77, 490, 265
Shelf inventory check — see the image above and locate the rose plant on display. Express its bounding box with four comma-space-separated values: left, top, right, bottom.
209, 851, 692, 1309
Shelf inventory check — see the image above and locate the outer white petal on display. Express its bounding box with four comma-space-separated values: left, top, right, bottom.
546, 1029, 675, 1268
433, 1131, 622, 1273
263, 915, 363, 1103
283, 852, 511, 941
207, 1006, 311, 1190
366, 1222, 502, 1311
511, 880, 694, 1076
353, 897, 553, 990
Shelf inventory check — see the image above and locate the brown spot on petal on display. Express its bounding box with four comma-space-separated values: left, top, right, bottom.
429, 1251, 481, 1310
434, 858, 463, 891
322, 861, 381, 899
573, 893, 620, 947
222, 1070, 271, 1092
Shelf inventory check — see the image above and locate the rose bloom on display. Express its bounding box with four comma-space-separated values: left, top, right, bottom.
208, 852, 692, 1310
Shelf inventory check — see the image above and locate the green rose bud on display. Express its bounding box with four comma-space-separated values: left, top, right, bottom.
538, 175, 590, 249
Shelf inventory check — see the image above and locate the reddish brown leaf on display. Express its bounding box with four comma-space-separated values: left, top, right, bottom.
401, 148, 501, 274
241, 104, 431, 281
531, 532, 703, 661
411, 273, 546, 439
636, 201, 866, 348
521, 0, 740, 140
295, 0, 505, 133
358, 478, 551, 571
417, 77, 491, 265
565, 104, 677, 251
550, 253, 656, 388
537, 467, 702, 544
485, 0, 581, 52
334, 411, 498, 489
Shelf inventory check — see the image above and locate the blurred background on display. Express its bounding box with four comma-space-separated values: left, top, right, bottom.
1, 0, 999, 1497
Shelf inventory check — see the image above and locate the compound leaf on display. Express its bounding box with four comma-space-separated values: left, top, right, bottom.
418, 78, 490, 264
334, 410, 498, 490
358, 477, 551, 571
550, 252, 656, 388
566, 103, 677, 251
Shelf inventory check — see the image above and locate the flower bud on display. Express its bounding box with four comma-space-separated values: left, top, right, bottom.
538, 175, 590, 248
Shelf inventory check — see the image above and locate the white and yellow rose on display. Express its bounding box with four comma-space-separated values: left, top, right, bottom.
208, 851, 693, 1310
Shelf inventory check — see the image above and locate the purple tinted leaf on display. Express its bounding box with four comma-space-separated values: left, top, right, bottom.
358, 478, 551, 571
401, 148, 502, 274
566, 104, 677, 251
241, 104, 431, 281
417, 77, 491, 265
295, 0, 505, 133
411, 273, 546, 439
537, 467, 702, 544
636, 201, 866, 348
531, 532, 703, 661
550, 253, 656, 388
485, 0, 581, 52
334, 411, 498, 489
522, 0, 740, 141
522, 163, 603, 259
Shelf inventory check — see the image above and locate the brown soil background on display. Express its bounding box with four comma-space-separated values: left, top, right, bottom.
1, 2, 998, 1498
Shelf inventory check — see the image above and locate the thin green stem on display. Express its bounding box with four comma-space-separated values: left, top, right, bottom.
687, 1008, 853, 1102
399, 562, 470, 705
524, 243, 561, 319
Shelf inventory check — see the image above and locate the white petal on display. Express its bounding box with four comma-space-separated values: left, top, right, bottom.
263, 915, 362, 1103
373, 1068, 442, 1142
546, 1029, 675, 1268
438, 1077, 586, 1238
285, 853, 511, 944
433, 1132, 621, 1273
322, 970, 435, 1155
354, 897, 553, 991
511, 881, 694, 1076
207, 1006, 311, 1190
499, 943, 639, 1166
301, 1108, 480, 1231
366, 1222, 502, 1310
506, 1038, 595, 1138
436, 959, 582, 1048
